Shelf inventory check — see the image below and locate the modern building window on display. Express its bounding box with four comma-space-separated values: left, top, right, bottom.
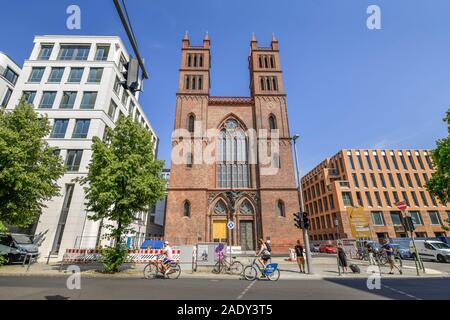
402, 191, 410, 207
392, 191, 400, 204
329, 195, 335, 209
277, 200, 285, 217
425, 155, 433, 169
94, 45, 110, 61
72, 119, 90, 138
405, 173, 414, 188
384, 191, 392, 207
365, 192, 373, 207
410, 211, 423, 226
411, 192, 419, 207
51, 184, 75, 254
374, 191, 382, 207
383, 155, 390, 170
1, 88, 12, 107
391, 154, 399, 170
374, 154, 382, 170
397, 173, 404, 188
87, 67, 103, 83
121, 90, 129, 107
352, 173, 359, 188
428, 211, 441, 225
28, 67, 45, 83
417, 155, 425, 170
372, 211, 385, 226
59, 91, 77, 109
3, 67, 18, 85
356, 192, 363, 206
50, 119, 69, 138
348, 155, 355, 170
390, 212, 402, 226
399, 155, 408, 170
38, 44, 53, 60
342, 192, 353, 207
370, 173, 377, 188
108, 100, 117, 120
80, 92, 97, 109
48, 67, 64, 83
68, 67, 84, 83
379, 173, 386, 188
58, 45, 90, 60
22, 91, 36, 105
356, 154, 364, 169
183, 201, 190, 217
388, 173, 395, 188
408, 155, 416, 170
419, 191, 428, 207
413, 173, 422, 188
39, 91, 56, 109
365, 154, 373, 170
216, 119, 249, 188
114, 77, 121, 94
361, 173, 368, 188
65, 150, 83, 171
430, 195, 438, 207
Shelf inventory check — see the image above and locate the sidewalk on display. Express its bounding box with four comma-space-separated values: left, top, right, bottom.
0, 256, 445, 280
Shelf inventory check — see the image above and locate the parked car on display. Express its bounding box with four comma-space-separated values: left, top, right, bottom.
410, 240, 450, 263
391, 243, 412, 259
319, 243, 337, 254
0, 233, 39, 264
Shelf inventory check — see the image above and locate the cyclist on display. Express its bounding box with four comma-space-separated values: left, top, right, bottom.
256, 238, 271, 269
160, 240, 174, 276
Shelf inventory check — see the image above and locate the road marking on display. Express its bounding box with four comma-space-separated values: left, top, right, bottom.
382, 284, 422, 300
237, 280, 256, 300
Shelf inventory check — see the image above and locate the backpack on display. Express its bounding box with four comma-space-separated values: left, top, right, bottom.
265, 241, 272, 253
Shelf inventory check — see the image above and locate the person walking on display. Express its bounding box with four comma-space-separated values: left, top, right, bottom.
365, 241, 377, 265
337, 243, 348, 273
294, 240, 305, 273
382, 239, 403, 275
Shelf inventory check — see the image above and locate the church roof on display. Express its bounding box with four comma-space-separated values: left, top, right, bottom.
208, 96, 254, 106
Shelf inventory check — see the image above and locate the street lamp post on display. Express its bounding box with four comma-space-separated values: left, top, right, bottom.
335, 218, 341, 276
292, 134, 313, 274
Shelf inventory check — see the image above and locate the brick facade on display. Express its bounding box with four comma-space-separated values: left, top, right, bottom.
164, 33, 302, 253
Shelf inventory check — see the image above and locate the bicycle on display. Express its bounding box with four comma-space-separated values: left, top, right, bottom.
212, 255, 244, 275
243, 258, 280, 281
143, 256, 181, 280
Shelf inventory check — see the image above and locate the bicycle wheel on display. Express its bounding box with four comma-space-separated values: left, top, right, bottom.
166, 263, 181, 279
212, 261, 223, 274
378, 255, 388, 266
143, 263, 158, 279
267, 269, 280, 281
229, 261, 244, 275
243, 266, 258, 281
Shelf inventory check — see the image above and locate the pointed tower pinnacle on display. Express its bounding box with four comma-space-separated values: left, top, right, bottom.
272, 33, 278, 42
271, 32, 279, 50
251, 32, 258, 50
182, 31, 190, 48
184, 31, 189, 40
204, 31, 209, 41
251, 32, 257, 42
203, 31, 210, 49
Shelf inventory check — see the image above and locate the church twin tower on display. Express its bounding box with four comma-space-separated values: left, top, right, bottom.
165, 33, 301, 252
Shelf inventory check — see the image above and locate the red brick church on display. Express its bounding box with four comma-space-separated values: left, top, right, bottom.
164, 32, 302, 253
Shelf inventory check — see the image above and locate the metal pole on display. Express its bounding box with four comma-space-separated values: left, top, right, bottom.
403, 210, 425, 274
292, 135, 313, 274
335, 219, 341, 276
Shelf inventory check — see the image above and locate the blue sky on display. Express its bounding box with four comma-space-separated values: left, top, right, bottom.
1, 0, 449, 173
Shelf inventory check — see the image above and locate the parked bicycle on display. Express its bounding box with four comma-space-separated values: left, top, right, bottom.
212, 255, 244, 275
243, 258, 280, 281
143, 256, 181, 279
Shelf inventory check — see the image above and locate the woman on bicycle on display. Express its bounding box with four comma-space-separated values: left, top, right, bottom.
256, 238, 271, 268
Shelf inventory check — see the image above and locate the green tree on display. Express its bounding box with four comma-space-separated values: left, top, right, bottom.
426, 109, 450, 230
0, 101, 66, 228
79, 115, 165, 272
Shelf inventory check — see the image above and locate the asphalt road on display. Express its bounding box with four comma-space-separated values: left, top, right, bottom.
0, 276, 449, 300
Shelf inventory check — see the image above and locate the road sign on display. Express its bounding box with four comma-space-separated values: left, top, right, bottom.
227, 220, 235, 230
395, 201, 407, 211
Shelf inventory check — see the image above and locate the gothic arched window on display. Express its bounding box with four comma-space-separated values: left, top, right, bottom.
277, 200, 285, 217
268, 115, 277, 130
216, 119, 249, 189
240, 200, 254, 214
260, 77, 265, 91
214, 200, 227, 215
188, 114, 195, 133
183, 201, 190, 217
272, 77, 278, 91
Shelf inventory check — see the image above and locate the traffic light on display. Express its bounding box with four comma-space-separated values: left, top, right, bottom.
293, 212, 302, 229
302, 212, 310, 230
403, 216, 416, 232
122, 57, 140, 92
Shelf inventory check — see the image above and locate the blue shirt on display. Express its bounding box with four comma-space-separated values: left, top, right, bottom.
382, 243, 394, 257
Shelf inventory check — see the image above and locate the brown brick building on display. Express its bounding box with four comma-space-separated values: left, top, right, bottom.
164, 33, 302, 252
301, 149, 449, 242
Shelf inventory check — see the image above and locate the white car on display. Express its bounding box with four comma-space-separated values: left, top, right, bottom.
409, 240, 450, 263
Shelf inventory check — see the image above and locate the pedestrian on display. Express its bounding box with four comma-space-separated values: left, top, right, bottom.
337, 243, 348, 273
294, 240, 305, 273
365, 241, 376, 265
382, 239, 403, 275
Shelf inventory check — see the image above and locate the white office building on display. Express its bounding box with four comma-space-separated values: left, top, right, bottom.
0, 52, 21, 108
6, 35, 159, 260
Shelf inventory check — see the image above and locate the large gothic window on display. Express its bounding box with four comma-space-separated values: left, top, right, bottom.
214, 200, 227, 215
216, 119, 250, 188
240, 200, 254, 214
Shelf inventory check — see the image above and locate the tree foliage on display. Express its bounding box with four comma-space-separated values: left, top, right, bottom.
79, 115, 165, 265
426, 109, 450, 207
0, 101, 66, 227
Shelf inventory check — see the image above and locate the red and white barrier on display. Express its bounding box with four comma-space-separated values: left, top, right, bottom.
62, 248, 181, 264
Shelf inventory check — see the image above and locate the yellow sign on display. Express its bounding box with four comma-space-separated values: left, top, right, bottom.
347, 207, 371, 239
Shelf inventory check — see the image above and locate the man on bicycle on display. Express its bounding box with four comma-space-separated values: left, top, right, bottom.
160, 240, 174, 275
